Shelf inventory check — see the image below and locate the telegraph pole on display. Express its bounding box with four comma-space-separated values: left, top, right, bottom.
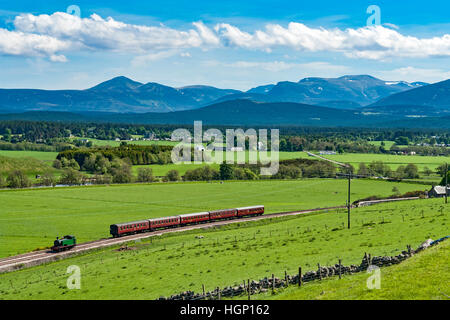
307, 152, 352, 229
347, 169, 351, 229
445, 163, 448, 204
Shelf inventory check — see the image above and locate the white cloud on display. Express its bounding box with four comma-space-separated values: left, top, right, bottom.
0, 12, 449, 62
0, 28, 70, 60
215, 22, 450, 59
376, 67, 450, 84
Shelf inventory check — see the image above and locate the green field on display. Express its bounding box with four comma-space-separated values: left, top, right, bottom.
254, 237, 450, 300
0, 198, 447, 300
0, 150, 58, 162
133, 151, 449, 177
0, 179, 429, 257
368, 141, 396, 149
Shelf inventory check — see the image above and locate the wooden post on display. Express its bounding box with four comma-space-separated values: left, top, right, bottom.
247, 279, 251, 300
347, 171, 351, 229
202, 284, 205, 297
217, 287, 221, 300
338, 259, 342, 279
285, 270, 288, 287
318, 263, 322, 280
445, 163, 448, 204
298, 267, 302, 287
272, 274, 275, 294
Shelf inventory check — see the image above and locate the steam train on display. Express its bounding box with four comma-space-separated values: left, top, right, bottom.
109, 205, 264, 238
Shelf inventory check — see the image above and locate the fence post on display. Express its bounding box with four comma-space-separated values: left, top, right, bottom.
318, 263, 322, 280
202, 284, 205, 297
217, 287, 221, 300
338, 259, 342, 279
285, 270, 288, 287
272, 274, 275, 294
247, 279, 251, 300
298, 267, 302, 287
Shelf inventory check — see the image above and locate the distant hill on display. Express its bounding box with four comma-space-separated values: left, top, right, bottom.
3, 99, 450, 128
0, 76, 241, 114
0, 75, 429, 114
371, 79, 450, 110
214, 75, 427, 108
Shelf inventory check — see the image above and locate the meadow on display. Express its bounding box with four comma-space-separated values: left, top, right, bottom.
254, 238, 450, 300
0, 198, 447, 300
0, 179, 429, 257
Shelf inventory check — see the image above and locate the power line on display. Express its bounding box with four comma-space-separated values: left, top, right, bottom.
307, 152, 352, 229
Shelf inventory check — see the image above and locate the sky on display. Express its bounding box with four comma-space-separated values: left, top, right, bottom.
0, 0, 449, 90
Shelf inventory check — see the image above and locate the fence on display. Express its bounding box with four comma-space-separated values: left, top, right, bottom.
158, 237, 446, 300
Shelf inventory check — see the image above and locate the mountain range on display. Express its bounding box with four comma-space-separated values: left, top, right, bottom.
0, 75, 430, 114
0, 75, 449, 128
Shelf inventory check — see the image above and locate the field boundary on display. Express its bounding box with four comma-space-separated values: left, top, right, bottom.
159, 236, 449, 300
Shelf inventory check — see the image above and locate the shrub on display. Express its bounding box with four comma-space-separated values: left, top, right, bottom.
137, 167, 154, 182
165, 170, 180, 182
7, 170, 31, 188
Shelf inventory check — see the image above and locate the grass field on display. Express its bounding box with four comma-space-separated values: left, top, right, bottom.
133, 151, 449, 177
368, 141, 396, 149
0, 155, 60, 180
0, 179, 430, 257
0, 151, 58, 162
253, 237, 450, 300
0, 198, 447, 300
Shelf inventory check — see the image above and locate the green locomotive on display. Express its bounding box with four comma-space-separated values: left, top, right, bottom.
51, 235, 76, 252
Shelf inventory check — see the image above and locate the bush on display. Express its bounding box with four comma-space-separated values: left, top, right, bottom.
40, 171, 56, 186
7, 170, 31, 188
110, 159, 133, 184
183, 166, 220, 181
137, 167, 154, 182
165, 170, 180, 182
59, 168, 84, 185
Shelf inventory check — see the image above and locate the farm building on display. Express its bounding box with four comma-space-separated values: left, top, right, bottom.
428, 186, 449, 198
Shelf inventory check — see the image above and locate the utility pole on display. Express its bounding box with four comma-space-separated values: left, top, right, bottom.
445, 162, 448, 204
347, 169, 351, 229
307, 152, 352, 229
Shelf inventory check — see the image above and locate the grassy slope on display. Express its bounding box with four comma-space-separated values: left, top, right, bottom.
0, 179, 428, 257
254, 238, 450, 300
0, 198, 447, 300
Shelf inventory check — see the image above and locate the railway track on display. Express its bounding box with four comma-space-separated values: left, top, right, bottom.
0, 206, 346, 273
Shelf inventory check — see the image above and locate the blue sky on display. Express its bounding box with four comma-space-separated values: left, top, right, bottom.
0, 0, 449, 90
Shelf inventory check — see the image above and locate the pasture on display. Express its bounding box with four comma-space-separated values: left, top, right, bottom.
255, 238, 450, 300
0, 179, 429, 257
0, 198, 447, 300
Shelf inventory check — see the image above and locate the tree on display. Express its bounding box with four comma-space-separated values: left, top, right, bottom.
165, 170, 180, 182
394, 136, 409, 145
392, 186, 400, 195
404, 163, 419, 179
52, 159, 62, 169
0, 173, 5, 187
220, 163, 234, 180
423, 166, 433, 176
436, 163, 448, 176
40, 171, 56, 186
137, 167, 154, 182
110, 159, 133, 184
7, 170, 31, 188
59, 168, 84, 185
357, 163, 369, 176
